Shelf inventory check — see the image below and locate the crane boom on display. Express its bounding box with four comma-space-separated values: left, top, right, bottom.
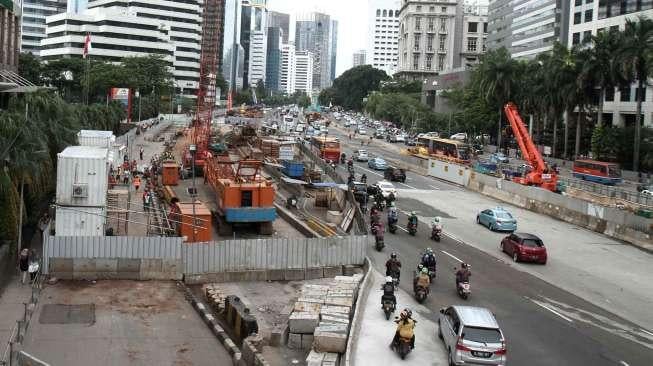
503, 102, 558, 191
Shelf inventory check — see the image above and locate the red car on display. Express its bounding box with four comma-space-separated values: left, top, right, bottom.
500, 232, 547, 264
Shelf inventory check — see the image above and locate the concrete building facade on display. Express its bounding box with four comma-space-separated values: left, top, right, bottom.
279, 42, 295, 94
567, 1, 653, 127
294, 50, 313, 97
330, 19, 337, 82
459, 2, 488, 66
20, 0, 67, 55
295, 12, 332, 90
353, 49, 366, 67
1, 0, 21, 75
266, 10, 288, 43
487, 0, 571, 59
265, 26, 281, 92
367, 0, 400, 75
240, 0, 267, 88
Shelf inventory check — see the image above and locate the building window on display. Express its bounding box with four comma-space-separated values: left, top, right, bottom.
572, 32, 581, 45
440, 19, 447, 32
441, 7, 447, 13
377, 9, 381, 17
574, 12, 581, 24
383, 9, 387, 17
427, 34, 434, 51
605, 87, 615, 101
416, 5, 422, 11
583, 30, 592, 42
483, 22, 488, 33
482, 40, 487, 51
413, 54, 420, 70
468, 22, 478, 33
428, 17, 435, 31
438, 54, 445, 70
467, 37, 477, 51
585, 9, 593, 22
620, 87, 631, 102
414, 33, 421, 50
416, 17, 421, 30
429, 6, 435, 12
389, 10, 393, 17
575, 0, 582, 5
426, 54, 433, 69
610, 25, 619, 32
636, 87, 646, 101
439, 34, 446, 51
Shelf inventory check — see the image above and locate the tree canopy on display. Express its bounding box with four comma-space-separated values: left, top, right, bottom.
327, 65, 389, 110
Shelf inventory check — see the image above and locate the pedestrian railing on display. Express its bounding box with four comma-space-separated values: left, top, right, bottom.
559, 177, 653, 208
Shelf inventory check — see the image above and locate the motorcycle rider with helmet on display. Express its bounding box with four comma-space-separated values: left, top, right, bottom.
455, 262, 472, 288
414, 266, 431, 293
420, 248, 437, 277
381, 276, 397, 311
391, 309, 416, 350
385, 252, 402, 281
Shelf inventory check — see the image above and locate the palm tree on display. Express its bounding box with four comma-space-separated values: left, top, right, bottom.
548, 43, 579, 159
477, 47, 518, 149
582, 30, 624, 128
617, 16, 653, 170
573, 47, 596, 158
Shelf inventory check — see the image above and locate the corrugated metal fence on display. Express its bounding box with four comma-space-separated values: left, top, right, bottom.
183, 236, 368, 275
43, 235, 368, 276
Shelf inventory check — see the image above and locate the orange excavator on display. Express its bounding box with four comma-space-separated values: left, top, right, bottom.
503, 102, 558, 191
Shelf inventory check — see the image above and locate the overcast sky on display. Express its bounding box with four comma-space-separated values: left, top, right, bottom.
267, 0, 369, 77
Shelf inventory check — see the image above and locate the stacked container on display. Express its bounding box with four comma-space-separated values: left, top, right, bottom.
55, 146, 109, 236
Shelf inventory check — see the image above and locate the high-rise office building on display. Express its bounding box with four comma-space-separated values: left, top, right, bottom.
42, 0, 203, 97
68, 0, 88, 13
294, 50, 313, 96
21, 0, 67, 55
223, 0, 244, 92
460, 2, 488, 67
265, 26, 282, 92
267, 10, 289, 43
487, 0, 570, 59
397, 0, 462, 79
367, 0, 400, 75
567, 0, 653, 127
1, 0, 21, 75
279, 43, 295, 94
353, 49, 366, 67
330, 19, 337, 81
240, 0, 267, 88
295, 12, 333, 90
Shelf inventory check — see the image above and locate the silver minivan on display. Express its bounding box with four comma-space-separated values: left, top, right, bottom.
438, 306, 507, 365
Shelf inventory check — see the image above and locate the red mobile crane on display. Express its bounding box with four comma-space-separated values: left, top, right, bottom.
503, 102, 558, 191
184, 0, 224, 169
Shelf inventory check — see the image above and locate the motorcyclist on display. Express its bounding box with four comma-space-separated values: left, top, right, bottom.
370, 206, 381, 223
340, 153, 346, 164
414, 266, 431, 292
347, 159, 354, 168
381, 276, 396, 311
430, 216, 443, 231
455, 262, 472, 288
385, 191, 396, 207
387, 205, 398, 224
361, 173, 367, 183
408, 211, 418, 228
385, 252, 402, 280
372, 221, 385, 240
391, 309, 416, 350
421, 248, 437, 275
347, 173, 355, 186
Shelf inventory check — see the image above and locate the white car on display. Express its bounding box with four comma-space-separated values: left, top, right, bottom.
358, 128, 367, 135
375, 181, 397, 198
354, 149, 369, 161
642, 190, 653, 197
450, 132, 468, 141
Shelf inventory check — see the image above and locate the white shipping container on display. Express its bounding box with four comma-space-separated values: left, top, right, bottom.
56, 146, 109, 207
279, 144, 295, 161
77, 130, 116, 149
55, 206, 105, 236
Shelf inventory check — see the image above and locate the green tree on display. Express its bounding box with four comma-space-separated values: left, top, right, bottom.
318, 87, 337, 106
255, 80, 266, 100
18, 53, 43, 85
379, 79, 422, 94
617, 16, 653, 170
476, 47, 518, 148
583, 30, 623, 128
591, 124, 618, 160
330, 65, 389, 110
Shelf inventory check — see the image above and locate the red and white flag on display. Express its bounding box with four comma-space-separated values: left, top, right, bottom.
83, 33, 92, 58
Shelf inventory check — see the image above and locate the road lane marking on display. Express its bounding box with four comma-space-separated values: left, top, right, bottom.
428, 185, 441, 190
619, 361, 629, 366
641, 329, 653, 337
528, 299, 574, 323
355, 164, 384, 177
441, 250, 464, 264
397, 226, 408, 233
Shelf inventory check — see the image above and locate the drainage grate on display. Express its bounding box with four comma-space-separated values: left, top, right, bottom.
39, 304, 96, 325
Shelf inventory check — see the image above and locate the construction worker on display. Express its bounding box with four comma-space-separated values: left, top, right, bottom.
133, 175, 141, 191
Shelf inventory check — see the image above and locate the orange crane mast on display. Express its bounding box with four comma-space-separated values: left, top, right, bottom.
503, 102, 558, 191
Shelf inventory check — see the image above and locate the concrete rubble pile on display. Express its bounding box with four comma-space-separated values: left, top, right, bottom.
286, 274, 364, 365
203, 284, 226, 313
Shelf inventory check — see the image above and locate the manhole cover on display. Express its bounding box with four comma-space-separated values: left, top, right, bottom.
39, 304, 95, 325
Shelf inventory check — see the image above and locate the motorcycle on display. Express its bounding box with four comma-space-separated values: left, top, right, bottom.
414, 285, 428, 303
382, 299, 395, 320
457, 281, 471, 300
391, 333, 413, 360
430, 226, 442, 242
340, 154, 346, 164
375, 234, 385, 251
407, 222, 417, 236
388, 217, 398, 234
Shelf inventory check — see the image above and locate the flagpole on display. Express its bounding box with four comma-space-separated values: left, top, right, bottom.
84, 32, 91, 105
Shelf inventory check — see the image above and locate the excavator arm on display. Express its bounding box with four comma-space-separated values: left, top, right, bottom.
503, 103, 558, 191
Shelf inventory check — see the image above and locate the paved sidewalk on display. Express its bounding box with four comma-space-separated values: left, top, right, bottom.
351, 270, 447, 366
0, 274, 33, 358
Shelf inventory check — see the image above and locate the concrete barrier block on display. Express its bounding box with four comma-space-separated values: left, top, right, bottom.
73, 271, 97, 280
300, 334, 314, 349
293, 301, 321, 314
267, 269, 285, 281
162, 258, 180, 275
287, 332, 302, 349
313, 328, 347, 353
306, 350, 325, 366
53, 271, 73, 280
117, 258, 140, 273
114, 272, 139, 280
73, 258, 96, 272
254, 353, 270, 366
320, 305, 351, 316
50, 258, 73, 273
284, 269, 305, 281
270, 324, 288, 347
322, 266, 342, 278
323, 352, 339, 365
288, 312, 320, 333
95, 258, 118, 273
342, 265, 357, 276
242, 339, 257, 366
247, 270, 268, 282
305, 267, 324, 280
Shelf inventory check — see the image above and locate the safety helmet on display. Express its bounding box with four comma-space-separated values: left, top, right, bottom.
391, 252, 397, 259
417, 264, 424, 270
385, 276, 393, 283
421, 267, 429, 274
461, 262, 468, 269
426, 247, 433, 254
411, 211, 416, 216
400, 309, 408, 319
404, 308, 413, 318
434, 216, 441, 222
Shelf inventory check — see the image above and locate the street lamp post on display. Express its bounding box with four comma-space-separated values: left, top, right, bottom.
136, 90, 142, 122
189, 144, 197, 242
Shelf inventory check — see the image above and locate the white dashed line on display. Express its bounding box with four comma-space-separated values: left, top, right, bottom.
640, 329, 653, 337
397, 226, 408, 233
528, 299, 574, 323
440, 250, 465, 264
619, 361, 630, 366
428, 185, 441, 190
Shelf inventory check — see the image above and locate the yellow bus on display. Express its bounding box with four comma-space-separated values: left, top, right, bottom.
416, 136, 471, 164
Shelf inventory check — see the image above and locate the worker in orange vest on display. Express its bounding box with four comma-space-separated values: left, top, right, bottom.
133, 175, 141, 191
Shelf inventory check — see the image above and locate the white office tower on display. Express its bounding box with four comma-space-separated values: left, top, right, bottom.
20, 0, 68, 55
294, 50, 314, 97
367, 0, 400, 75
241, 0, 268, 88
353, 49, 367, 67
279, 43, 296, 95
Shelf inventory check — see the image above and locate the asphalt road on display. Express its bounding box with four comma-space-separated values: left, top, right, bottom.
330, 125, 653, 366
